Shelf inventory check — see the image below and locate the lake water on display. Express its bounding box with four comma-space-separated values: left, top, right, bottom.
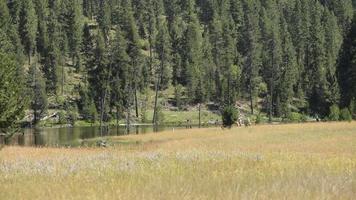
3, 125, 195, 147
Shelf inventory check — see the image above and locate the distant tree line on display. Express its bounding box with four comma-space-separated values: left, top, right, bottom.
1, 0, 356, 129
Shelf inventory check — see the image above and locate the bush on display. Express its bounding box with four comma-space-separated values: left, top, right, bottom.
340, 108, 352, 122
288, 112, 303, 122
300, 114, 308, 122
174, 84, 184, 110
329, 104, 340, 121
58, 111, 67, 124
67, 105, 79, 126
222, 105, 238, 128
155, 105, 165, 125
255, 113, 263, 124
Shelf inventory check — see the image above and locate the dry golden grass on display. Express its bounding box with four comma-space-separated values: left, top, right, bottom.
1, 122, 356, 199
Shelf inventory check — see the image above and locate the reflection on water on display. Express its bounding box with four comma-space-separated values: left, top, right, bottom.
4, 125, 191, 147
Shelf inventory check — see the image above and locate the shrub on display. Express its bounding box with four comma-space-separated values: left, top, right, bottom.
329, 104, 340, 121
300, 114, 308, 122
288, 112, 302, 122
58, 111, 67, 124
67, 106, 79, 126
255, 113, 263, 124
340, 108, 352, 122
174, 84, 184, 110
222, 105, 238, 128
155, 105, 165, 125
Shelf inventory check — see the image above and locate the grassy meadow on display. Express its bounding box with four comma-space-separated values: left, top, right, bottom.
1, 122, 356, 199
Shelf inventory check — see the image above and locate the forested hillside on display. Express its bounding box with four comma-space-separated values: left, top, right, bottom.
1, 0, 356, 128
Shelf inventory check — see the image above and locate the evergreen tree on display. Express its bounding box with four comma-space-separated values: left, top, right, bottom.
65, 0, 83, 67
308, 2, 329, 116
184, 4, 204, 103
153, 15, 172, 125
260, 1, 282, 120
279, 17, 297, 118
110, 27, 131, 124
0, 1, 14, 52
34, 0, 49, 57
339, 12, 356, 107
18, 0, 38, 64
241, 0, 262, 114
27, 62, 48, 125
0, 53, 27, 135
42, 10, 61, 94
323, 9, 342, 107
82, 23, 94, 84
97, 0, 111, 38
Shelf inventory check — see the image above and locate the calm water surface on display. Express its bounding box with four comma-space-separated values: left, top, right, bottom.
5, 125, 192, 147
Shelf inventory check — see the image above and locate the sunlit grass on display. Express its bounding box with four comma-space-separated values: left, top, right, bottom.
1, 122, 356, 199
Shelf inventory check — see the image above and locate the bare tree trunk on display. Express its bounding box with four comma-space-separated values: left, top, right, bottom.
269, 52, 274, 123
28, 48, 32, 66
116, 106, 119, 127
153, 61, 164, 126
135, 88, 139, 118
269, 80, 273, 123
249, 84, 254, 115
61, 64, 64, 95
99, 55, 113, 137
99, 97, 105, 136
198, 103, 201, 128
126, 102, 131, 135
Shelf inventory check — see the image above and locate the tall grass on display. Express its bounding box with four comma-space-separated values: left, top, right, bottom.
1, 122, 355, 199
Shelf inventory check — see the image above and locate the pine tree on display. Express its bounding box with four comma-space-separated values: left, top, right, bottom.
241, 0, 262, 114
65, 0, 83, 68
42, 11, 61, 94
18, 0, 38, 65
184, 3, 204, 103
110, 27, 131, 126
323, 9, 342, 107
279, 17, 297, 118
121, 0, 144, 117
34, 0, 49, 56
339, 12, 356, 107
0, 52, 27, 135
153, 15, 172, 125
308, 2, 328, 116
97, 0, 111, 38
201, 31, 216, 101
260, 1, 282, 120
290, 0, 309, 109
82, 23, 94, 85
27, 62, 48, 125
0, 1, 14, 52
221, 15, 240, 107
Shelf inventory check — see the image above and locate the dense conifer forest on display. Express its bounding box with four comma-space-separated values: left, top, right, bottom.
1, 0, 356, 131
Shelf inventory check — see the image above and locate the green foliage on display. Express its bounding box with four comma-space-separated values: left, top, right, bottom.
58, 111, 67, 125
155, 105, 165, 125
329, 104, 340, 121
287, 112, 304, 123
174, 84, 184, 110
78, 86, 97, 124
340, 108, 352, 122
66, 105, 79, 126
19, 0, 38, 63
27, 64, 48, 125
0, 52, 27, 135
222, 106, 238, 128
255, 113, 263, 124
